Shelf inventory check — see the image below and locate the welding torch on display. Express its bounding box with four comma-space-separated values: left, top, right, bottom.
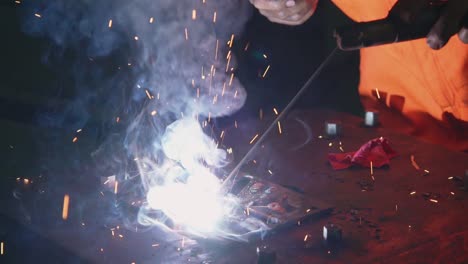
334, 0, 468, 50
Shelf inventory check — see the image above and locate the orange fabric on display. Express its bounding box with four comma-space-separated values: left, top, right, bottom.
332, 0, 468, 151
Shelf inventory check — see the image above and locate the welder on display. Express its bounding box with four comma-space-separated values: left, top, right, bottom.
249, 0, 468, 151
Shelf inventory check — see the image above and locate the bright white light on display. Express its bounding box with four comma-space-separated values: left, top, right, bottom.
147, 180, 223, 232
145, 118, 227, 233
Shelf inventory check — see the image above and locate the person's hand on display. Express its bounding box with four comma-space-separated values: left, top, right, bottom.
390, 0, 468, 50
249, 0, 318, 26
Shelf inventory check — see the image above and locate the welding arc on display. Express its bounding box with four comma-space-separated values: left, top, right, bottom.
222, 47, 339, 191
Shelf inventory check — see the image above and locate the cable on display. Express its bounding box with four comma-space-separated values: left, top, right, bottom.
222, 47, 339, 192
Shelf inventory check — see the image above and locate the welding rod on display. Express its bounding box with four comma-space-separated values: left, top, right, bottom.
222, 47, 339, 192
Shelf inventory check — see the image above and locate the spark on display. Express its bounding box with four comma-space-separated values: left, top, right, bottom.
23, 178, 30, 185
448, 176, 453, 180
227, 148, 233, 154
220, 130, 225, 139
277, 121, 282, 134
273, 108, 279, 115
244, 42, 250, 51
34, 13, 41, 18
249, 134, 259, 144
370, 161, 373, 175
259, 108, 263, 120
410, 155, 421, 170
72, 137, 78, 143
268, 170, 273, 175
375, 88, 381, 99
263, 54, 268, 59
303, 234, 309, 242
114, 181, 119, 194
184, 28, 188, 40
134, 36, 139, 41
213, 11, 217, 23
108, 19, 113, 28
100, 248, 104, 252
116, 117, 120, 123
151, 110, 157, 116
145, 89, 153, 99
149, 17, 154, 23
62, 194, 70, 220
339, 146, 344, 152
229, 34, 235, 48
450, 192, 455, 195
215, 39, 219, 60
395, 204, 398, 211
328, 142, 333, 147
1, 241, 3, 255
318, 135, 323, 139
229, 73, 234, 86
262, 65, 271, 78
410, 191, 416, 195
306, 208, 311, 213
118, 234, 124, 238
221, 82, 226, 96
429, 199, 438, 203
423, 169, 430, 174
226, 53, 231, 72
192, 9, 197, 20
234, 120, 238, 128
15, 0, 21, 4
152, 244, 160, 247
76, 129, 82, 133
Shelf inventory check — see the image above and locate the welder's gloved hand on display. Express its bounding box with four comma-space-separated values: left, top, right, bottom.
249, 0, 318, 26
390, 0, 468, 50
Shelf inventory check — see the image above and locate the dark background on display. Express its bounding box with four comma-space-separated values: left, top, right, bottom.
0, 0, 361, 262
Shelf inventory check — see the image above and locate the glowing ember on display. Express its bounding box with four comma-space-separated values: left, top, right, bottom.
192, 9, 197, 20
108, 19, 113, 28
375, 88, 381, 99
0, 242, 3, 255
410, 155, 421, 170
262, 65, 271, 78
250, 134, 259, 144
62, 194, 70, 220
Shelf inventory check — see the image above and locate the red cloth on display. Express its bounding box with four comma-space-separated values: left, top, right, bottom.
328, 137, 398, 170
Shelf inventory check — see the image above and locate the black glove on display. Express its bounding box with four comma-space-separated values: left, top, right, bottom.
391, 0, 468, 49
